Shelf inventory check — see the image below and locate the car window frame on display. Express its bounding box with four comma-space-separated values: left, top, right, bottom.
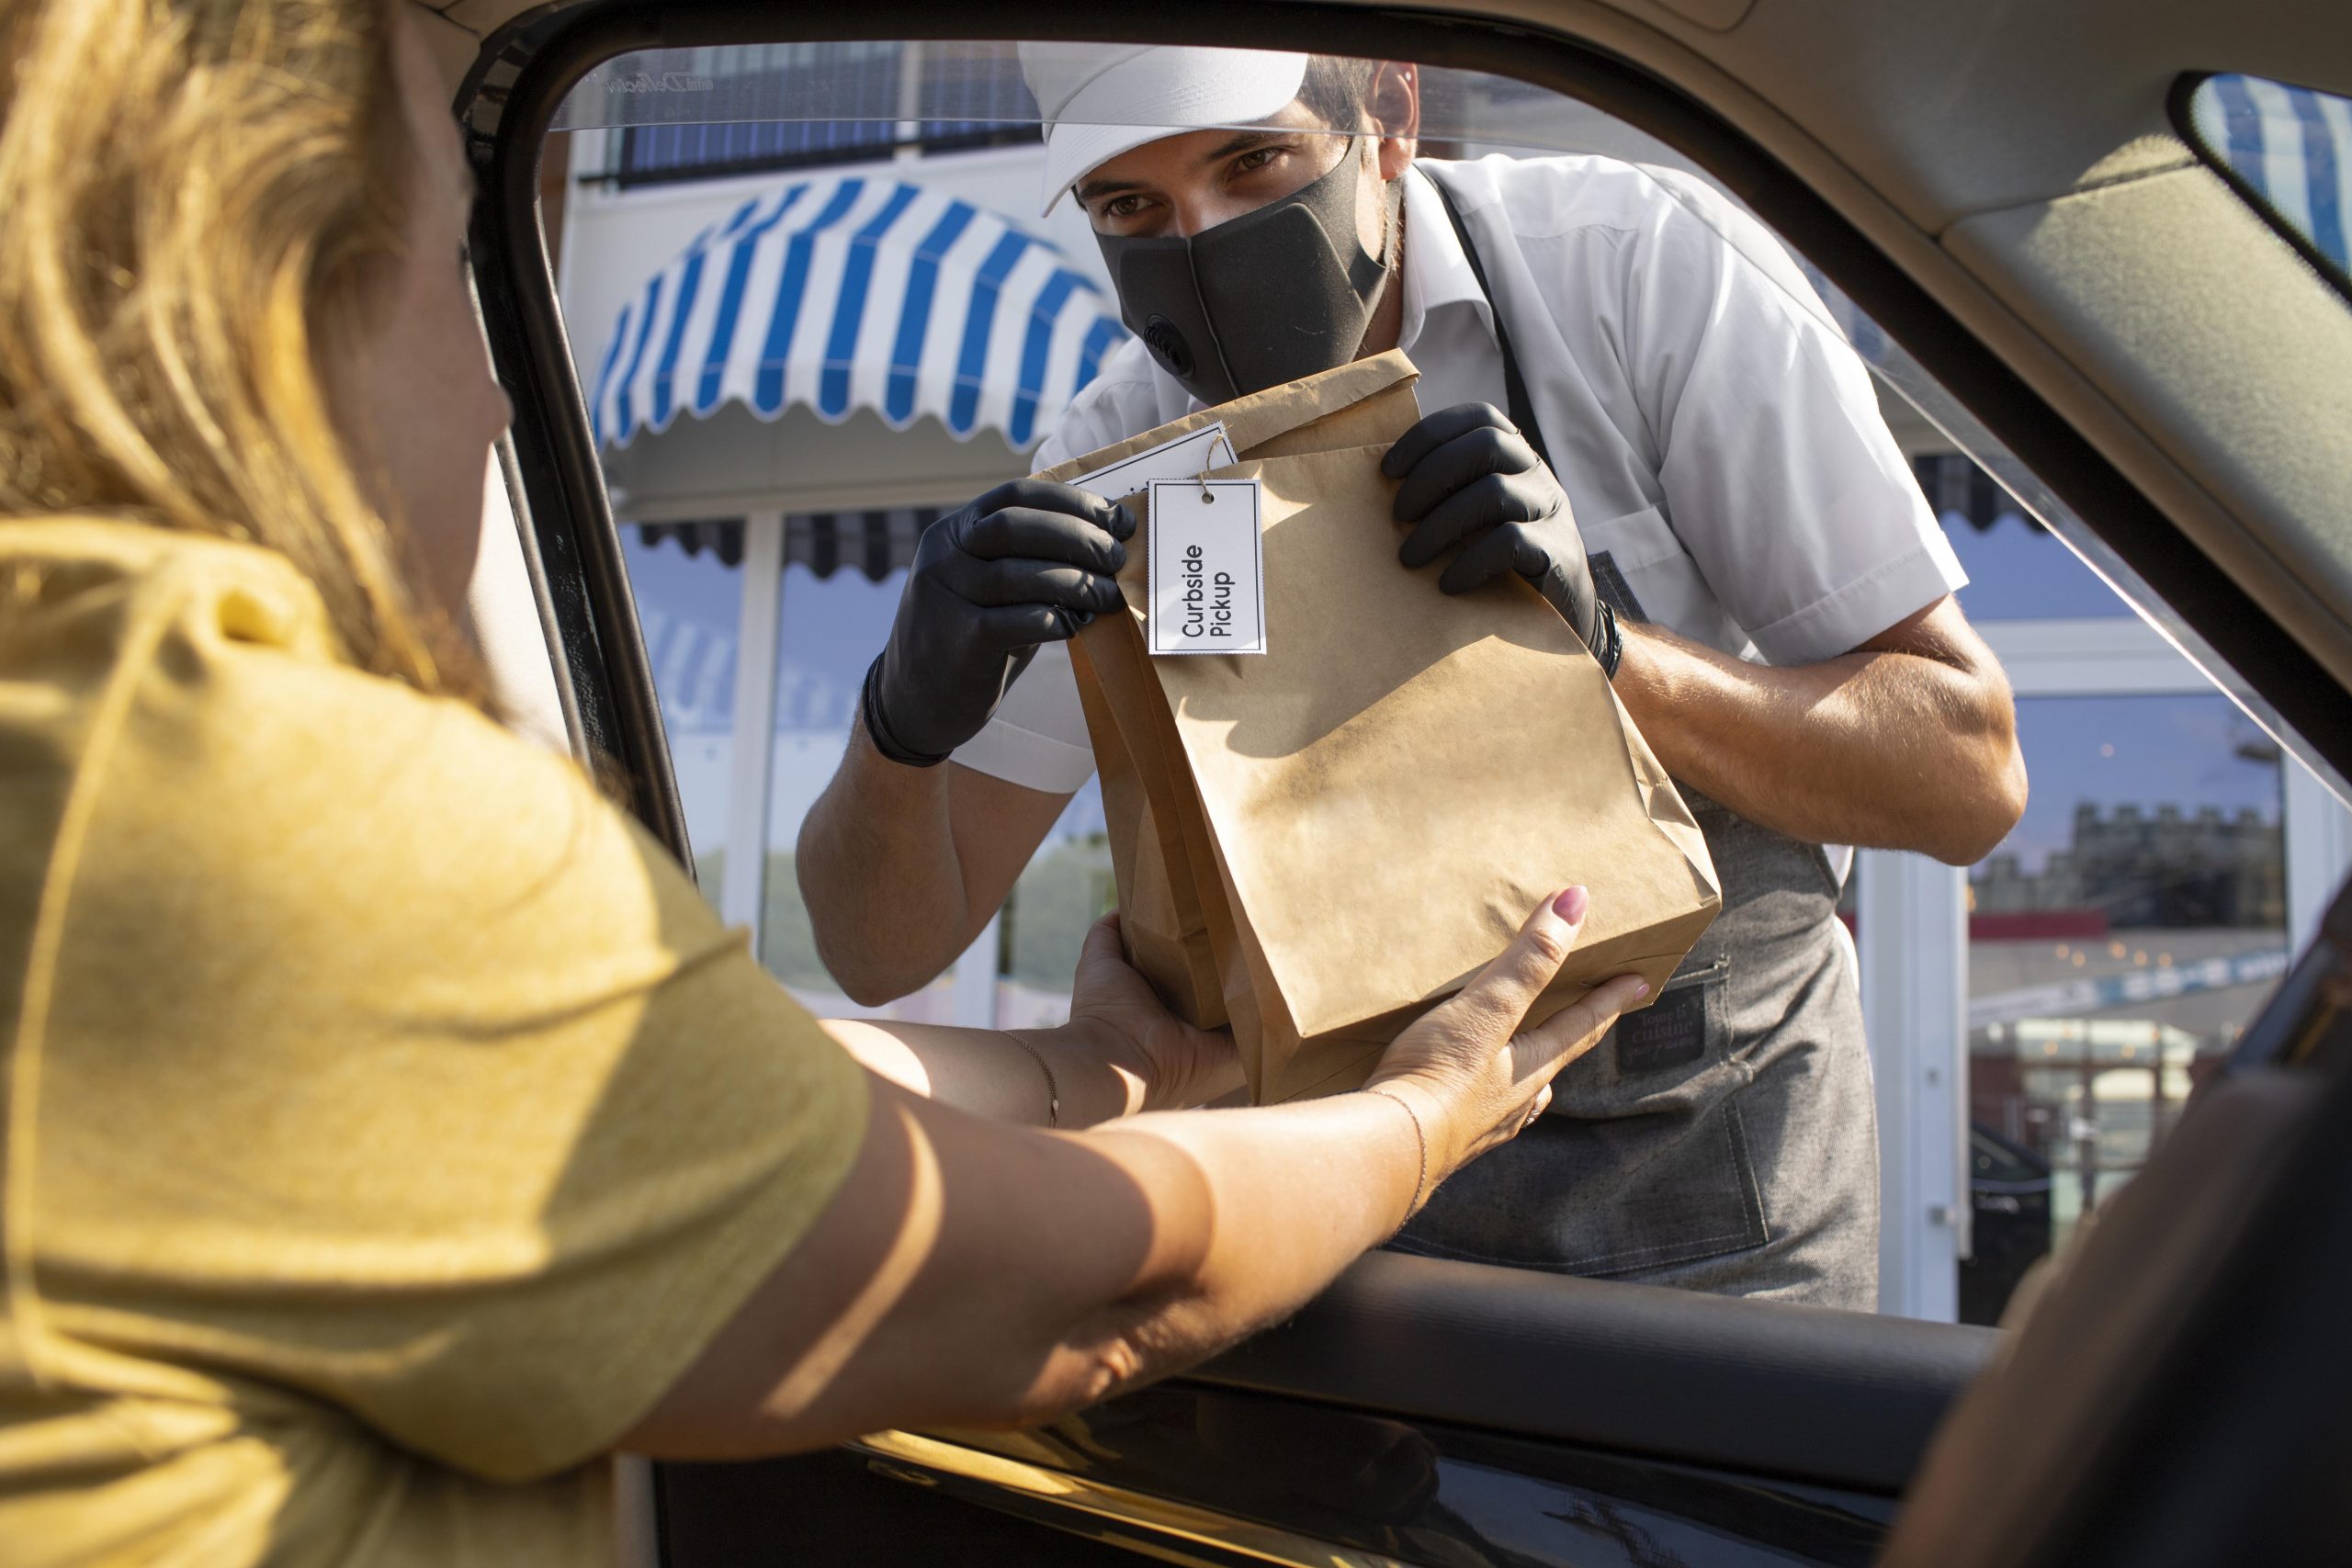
441, 6, 2352, 1552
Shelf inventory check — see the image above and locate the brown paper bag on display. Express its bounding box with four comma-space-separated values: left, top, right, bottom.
1052, 353, 1720, 1100
1147, 442, 1720, 1101
1039, 354, 1427, 1031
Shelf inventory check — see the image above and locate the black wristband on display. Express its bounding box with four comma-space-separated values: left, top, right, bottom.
859, 654, 955, 768
1589, 598, 1623, 682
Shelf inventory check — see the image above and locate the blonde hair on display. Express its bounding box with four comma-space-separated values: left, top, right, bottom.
0, 0, 480, 697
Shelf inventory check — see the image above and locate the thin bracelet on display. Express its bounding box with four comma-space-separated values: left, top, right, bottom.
1012, 1035, 1061, 1129
1362, 1085, 1429, 1228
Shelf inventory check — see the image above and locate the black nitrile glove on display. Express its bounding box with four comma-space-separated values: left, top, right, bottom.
1382, 402, 1607, 658
863, 479, 1134, 765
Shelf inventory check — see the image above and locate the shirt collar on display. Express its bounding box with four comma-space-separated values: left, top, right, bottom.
1396, 164, 1497, 356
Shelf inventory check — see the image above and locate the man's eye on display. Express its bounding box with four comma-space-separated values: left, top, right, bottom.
1102, 196, 1145, 220
1234, 147, 1283, 175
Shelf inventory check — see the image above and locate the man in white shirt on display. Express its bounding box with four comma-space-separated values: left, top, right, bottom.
799, 47, 2026, 1306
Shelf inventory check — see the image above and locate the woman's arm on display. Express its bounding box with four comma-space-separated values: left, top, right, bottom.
623, 889, 1646, 1459
821, 1018, 1120, 1126
819, 916, 1244, 1127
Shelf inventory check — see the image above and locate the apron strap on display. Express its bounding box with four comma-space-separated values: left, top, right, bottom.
1421, 164, 1636, 643
1422, 167, 1556, 476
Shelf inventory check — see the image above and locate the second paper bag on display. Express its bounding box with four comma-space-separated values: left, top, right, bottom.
1149, 444, 1722, 1103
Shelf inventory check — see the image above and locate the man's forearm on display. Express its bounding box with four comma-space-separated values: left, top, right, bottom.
1612, 618, 2025, 864
797, 722, 978, 1004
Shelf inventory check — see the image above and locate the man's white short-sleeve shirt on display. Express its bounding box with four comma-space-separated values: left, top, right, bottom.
951, 154, 1965, 796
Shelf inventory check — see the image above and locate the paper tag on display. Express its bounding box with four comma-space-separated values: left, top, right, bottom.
1148, 479, 1266, 656
1071, 421, 1238, 499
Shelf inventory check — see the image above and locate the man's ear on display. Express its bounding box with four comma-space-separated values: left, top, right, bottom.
1372, 61, 1420, 178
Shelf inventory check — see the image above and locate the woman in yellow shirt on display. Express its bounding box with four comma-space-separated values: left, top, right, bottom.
0, 1, 1649, 1562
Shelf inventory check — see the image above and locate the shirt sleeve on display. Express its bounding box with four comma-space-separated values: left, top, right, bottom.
948, 640, 1097, 793
1623, 170, 1965, 664
41, 602, 872, 1484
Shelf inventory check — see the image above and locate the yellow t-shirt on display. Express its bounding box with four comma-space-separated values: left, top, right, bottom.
0, 520, 871, 1564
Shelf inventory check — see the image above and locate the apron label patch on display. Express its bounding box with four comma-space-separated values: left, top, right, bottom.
1148, 478, 1266, 655
1616, 979, 1708, 1077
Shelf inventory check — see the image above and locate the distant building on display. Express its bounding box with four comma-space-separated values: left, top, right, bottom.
1973, 803, 2284, 929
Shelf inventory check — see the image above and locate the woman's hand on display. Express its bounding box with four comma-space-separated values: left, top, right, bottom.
1063, 913, 1243, 1112
1368, 886, 1650, 1197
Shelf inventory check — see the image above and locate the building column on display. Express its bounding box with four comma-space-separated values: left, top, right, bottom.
2284, 759, 2352, 955
720, 513, 785, 945
1858, 848, 1969, 1321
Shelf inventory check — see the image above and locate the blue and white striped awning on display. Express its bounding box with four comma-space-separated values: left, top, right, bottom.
589, 174, 1128, 453
2193, 74, 2351, 276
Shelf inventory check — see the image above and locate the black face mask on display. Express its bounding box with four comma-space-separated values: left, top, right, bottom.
1095, 144, 1402, 406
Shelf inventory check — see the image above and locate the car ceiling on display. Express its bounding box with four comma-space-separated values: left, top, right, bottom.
415, 0, 2352, 732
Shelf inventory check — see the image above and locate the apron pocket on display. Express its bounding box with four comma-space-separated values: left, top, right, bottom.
1394, 960, 1771, 1277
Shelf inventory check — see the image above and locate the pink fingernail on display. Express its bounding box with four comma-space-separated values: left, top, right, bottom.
1634, 981, 1652, 999
1551, 886, 1589, 924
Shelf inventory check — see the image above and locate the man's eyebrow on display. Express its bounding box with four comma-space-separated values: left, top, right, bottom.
1072, 129, 1303, 207
1073, 173, 1146, 205
1198, 129, 1291, 164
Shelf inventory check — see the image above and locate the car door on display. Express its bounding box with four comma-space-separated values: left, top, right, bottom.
424, 0, 2352, 1562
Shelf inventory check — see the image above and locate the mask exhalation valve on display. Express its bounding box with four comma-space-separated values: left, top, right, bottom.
1143, 315, 1194, 380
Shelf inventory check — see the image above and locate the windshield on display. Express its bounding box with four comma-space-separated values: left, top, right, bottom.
551, 38, 2340, 1328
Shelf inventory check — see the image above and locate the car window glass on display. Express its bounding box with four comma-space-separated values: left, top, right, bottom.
2183, 73, 2352, 300
555, 41, 2352, 1321
1969, 694, 2287, 1278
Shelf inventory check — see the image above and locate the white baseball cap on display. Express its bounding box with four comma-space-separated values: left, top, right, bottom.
1019, 44, 1312, 217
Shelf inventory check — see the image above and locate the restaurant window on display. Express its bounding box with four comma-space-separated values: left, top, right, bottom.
620, 523, 741, 901
620, 514, 1107, 1028
1916, 455, 2127, 622
1968, 694, 2288, 1266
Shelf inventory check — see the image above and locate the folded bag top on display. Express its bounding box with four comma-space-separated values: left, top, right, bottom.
1034, 350, 1424, 498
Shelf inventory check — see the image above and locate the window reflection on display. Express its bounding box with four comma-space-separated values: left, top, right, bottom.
760, 559, 942, 1016
1968, 695, 2287, 1265
620, 525, 741, 899
752, 536, 1105, 1027
998, 790, 1114, 1028
1915, 454, 2123, 621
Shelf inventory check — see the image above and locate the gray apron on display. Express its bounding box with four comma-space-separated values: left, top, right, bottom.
1393, 796, 1880, 1310
1394, 177, 1881, 1309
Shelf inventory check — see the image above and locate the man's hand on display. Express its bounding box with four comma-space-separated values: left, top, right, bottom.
864, 480, 1135, 764
1381, 403, 1600, 648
